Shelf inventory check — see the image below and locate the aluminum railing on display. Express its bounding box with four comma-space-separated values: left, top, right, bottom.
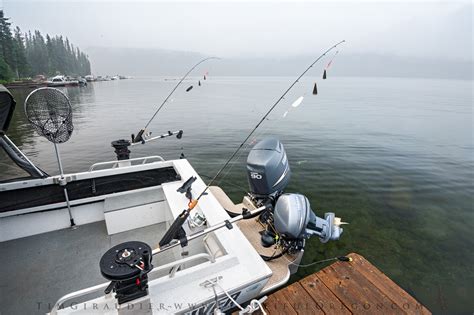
48, 253, 214, 315
88, 156, 165, 171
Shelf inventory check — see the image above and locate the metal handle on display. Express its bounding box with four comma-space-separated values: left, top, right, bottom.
48, 253, 215, 314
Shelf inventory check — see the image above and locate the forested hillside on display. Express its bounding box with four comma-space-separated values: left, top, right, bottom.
0, 10, 90, 82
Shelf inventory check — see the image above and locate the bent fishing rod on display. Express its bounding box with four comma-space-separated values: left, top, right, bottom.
132, 56, 220, 143
159, 40, 346, 247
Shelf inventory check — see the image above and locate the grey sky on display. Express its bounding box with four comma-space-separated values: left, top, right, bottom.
3, 0, 472, 61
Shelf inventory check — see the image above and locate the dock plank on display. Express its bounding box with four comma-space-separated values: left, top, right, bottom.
282, 282, 325, 314
263, 289, 299, 315
299, 273, 352, 314
317, 262, 405, 314
346, 253, 429, 314
262, 253, 431, 315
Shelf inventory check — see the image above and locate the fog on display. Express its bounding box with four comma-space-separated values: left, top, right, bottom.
3, 0, 473, 78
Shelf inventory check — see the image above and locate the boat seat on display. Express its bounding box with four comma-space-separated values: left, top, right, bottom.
103, 187, 168, 234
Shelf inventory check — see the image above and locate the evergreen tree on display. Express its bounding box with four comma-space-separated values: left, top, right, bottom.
0, 9, 92, 80
45, 34, 53, 74
0, 55, 13, 81
13, 26, 29, 78
31, 30, 49, 75
0, 10, 15, 80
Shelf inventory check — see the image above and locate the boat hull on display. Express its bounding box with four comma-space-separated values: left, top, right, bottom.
47, 81, 79, 87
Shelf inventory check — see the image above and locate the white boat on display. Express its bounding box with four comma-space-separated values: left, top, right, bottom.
47, 75, 79, 87
0, 85, 345, 314
85, 75, 95, 82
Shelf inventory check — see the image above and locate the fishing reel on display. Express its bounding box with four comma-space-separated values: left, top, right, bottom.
100, 241, 153, 304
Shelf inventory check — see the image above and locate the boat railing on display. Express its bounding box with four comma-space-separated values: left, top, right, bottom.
48, 253, 214, 315
88, 156, 165, 171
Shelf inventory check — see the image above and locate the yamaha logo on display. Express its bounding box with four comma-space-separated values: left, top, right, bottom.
250, 172, 262, 180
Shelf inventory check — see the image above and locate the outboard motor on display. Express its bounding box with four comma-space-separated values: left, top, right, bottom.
246, 137, 290, 204
247, 137, 344, 252
274, 194, 343, 244
261, 193, 344, 252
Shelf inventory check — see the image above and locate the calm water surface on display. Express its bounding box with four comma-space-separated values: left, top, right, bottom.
2, 76, 473, 313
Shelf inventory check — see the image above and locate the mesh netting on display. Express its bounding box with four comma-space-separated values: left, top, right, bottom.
24, 88, 74, 143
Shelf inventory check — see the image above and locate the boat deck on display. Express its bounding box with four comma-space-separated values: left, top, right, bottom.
0, 220, 205, 315
210, 186, 298, 293
256, 253, 431, 315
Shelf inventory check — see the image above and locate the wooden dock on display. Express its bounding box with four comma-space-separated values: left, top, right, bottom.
257, 253, 431, 315
4, 81, 48, 89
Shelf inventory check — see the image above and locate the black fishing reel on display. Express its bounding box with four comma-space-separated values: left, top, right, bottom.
100, 241, 153, 304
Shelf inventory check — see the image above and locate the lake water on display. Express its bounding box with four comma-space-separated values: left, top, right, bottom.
2, 76, 473, 313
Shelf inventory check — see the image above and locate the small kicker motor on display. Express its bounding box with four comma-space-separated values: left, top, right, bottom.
99, 241, 153, 304
246, 137, 345, 251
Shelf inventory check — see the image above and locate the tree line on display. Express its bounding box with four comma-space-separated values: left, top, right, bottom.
0, 10, 91, 82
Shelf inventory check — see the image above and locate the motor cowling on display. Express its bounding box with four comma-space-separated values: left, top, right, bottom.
273, 193, 344, 243
246, 137, 290, 201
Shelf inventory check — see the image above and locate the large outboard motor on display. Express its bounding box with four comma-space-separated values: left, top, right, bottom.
274, 194, 343, 244
246, 137, 290, 203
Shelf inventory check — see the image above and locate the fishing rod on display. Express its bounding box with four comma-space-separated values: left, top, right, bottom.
153, 205, 269, 254
132, 56, 220, 144
159, 40, 346, 247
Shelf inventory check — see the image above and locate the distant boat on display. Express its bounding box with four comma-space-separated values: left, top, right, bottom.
77, 78, 87, 86
47, 75, 79, 87
84, 75, 95, 82
111, 75, 120, 80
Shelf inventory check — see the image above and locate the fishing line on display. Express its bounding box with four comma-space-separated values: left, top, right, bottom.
159, 40, 346, 247
199, 173, 248, 194
218, 85, 310, 183
132, 57, 220, 143
218, 91, 309, 184
235, 50, 338, 170
214, 111, 276, 185
218, 60, 328, 183
323, 50, 339, 79
247, 93, 306, 151
197, 41, 345, 203
283, 254, 351, 268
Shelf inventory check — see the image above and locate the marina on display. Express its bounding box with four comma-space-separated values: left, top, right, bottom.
4, 75, 129, 90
